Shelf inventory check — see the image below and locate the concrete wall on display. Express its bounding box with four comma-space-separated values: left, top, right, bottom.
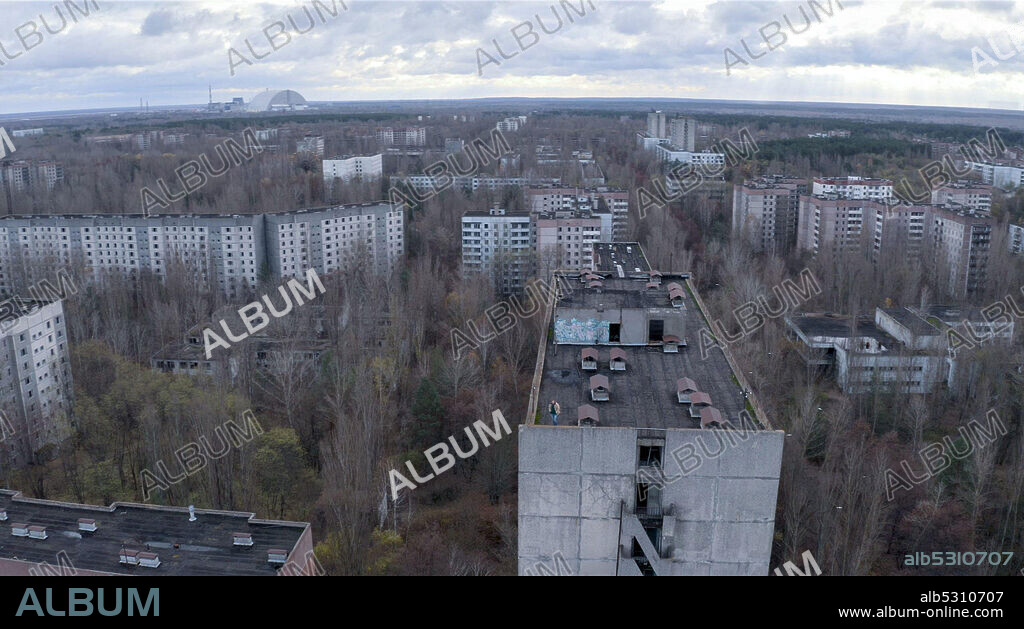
518, 424, 784, 576
554, 307, 685, 346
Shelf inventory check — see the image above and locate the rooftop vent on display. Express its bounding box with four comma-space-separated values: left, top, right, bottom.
137, 552, 161, 568
676, 377, 699, 403
609, 348, 627, 371
589, 374, 610, 402
0, 509, 6, 521
28, 525, 47, 540
188, 504, 197, 522
11, 523, 29, 537
700, 407, 725, 429
577, 404, 600, 426
233, 532, 254, 547
120, 549, 139, 565
663, 335, 683, 352
268, 549, 289, 565
688, 392, 713, 418
78, 519, 98, 532
580, 348, 599, 371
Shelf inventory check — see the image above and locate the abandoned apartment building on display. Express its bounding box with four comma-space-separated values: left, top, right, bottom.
0, 489, 314, 576
519, 244, 785, 576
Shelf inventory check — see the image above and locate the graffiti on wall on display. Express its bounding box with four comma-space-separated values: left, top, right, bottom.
554, 317, 609, 344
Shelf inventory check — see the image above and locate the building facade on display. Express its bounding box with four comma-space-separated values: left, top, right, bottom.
0, 299, 72, 466
669, 117, 697, 152
0, 203, 403, 298
323, 154, 383, 186
461, 208, 535, 294
732, 176, 807, 254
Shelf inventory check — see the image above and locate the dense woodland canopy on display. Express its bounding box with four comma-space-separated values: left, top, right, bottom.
2, 110, 1023, 575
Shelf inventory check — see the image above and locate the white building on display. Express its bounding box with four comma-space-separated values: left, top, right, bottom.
323, 154, 383, 186
965, 161, 1024, 190
930, 182, 992, 213
11, 129, 44, 138
0, 204, 403, 299
653, 145, 725, 167
265, 203, 403, 278
1009, 223, 1024, 254
496, 116, 528, 133
526, 186, 629, 241
461, 208, 534, 294
811, 176, 893, 201
0, 298, 72, 465
376, 127, 426, 146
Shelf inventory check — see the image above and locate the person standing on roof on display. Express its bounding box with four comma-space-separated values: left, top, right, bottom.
549, 400, 560, 425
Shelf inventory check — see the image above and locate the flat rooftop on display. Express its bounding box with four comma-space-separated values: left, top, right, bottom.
880, 307, 941, 336
0, 490, 309, 576
916, 304, 987, 324
788, 312, 892, 342
0, 201, 392, 221
556, 275, 677, 309
537, 273, 755, 430
592, 243, 651, 274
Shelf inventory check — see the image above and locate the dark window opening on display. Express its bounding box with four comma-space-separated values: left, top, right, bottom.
648, 319, 664, 343
639, 445, 663, 467
608, 323, 621, 343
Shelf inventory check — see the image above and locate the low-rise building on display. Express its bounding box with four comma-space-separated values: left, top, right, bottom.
0, 490, 314, 576
786, 305, 1013, 394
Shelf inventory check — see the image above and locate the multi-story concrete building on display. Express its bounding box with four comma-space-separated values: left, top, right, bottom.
461, 208, 535, 294
497, 116, 528, 132
0, 160, 64, 195
535, 212, 606, 273
732, 175, 807, 254
654, 146, 725, 167
376, 127, 426, 146
0, 298, 72, 466
0, 490, 314, 576
1009, 223, 1024, 254
526, 186, 629, 241
669, 117, 697, 152
323, 154, 383, 186
646, 110, 668, 139
797, 195, 880, 256
930, 182, 992, 213
520, 266, 782, 575
787, 305, 1013, 394
264, 203, 404, 278
965, 161, 1024, 189
797, 193, 993, 297
927, 205, 993, 297
296, 136, 325, 156
810, 176, 893, 201
0, 203, 403, 298
396, 175, 561, 195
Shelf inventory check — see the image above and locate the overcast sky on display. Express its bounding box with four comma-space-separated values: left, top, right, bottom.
0, 0, 1022, 113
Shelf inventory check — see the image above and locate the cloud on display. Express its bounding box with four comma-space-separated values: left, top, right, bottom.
0, 0, 1020, 112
